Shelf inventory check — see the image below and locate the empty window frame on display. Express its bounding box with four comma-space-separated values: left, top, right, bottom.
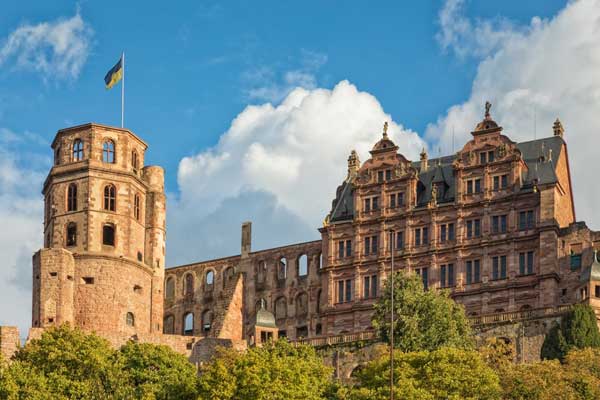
67, 183, 77, 212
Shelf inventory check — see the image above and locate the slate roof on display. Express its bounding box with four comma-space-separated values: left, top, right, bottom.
580, 251, 600, 283
327, 136, 566, 222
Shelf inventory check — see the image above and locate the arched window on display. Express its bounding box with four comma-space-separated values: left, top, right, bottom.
278, 257, 287, 280
163, 315, 174, 334
165, 277, 175, 300
72, 139, 83, 161
296, 292, 308, 317
275, 296, 287, 320
184, 274, 194, 296
67, 183, 77, 211
103, 140, 115, 163
66, 223, 77, 247
183, 312, 194, 335
223, 267, 234, 288
316, 289, 322, 314
298, 254, 308, 277
126, 312, 135, 327
103, 185, 116, 211
319, 253, 323, 269
134, 194, 141, 221
132, 151, 139, 173
55, 146, 61, 165
102, 224, 115, 246
205, 270, 214, 287
257, 261, 267, 284
202, 310, 213, 333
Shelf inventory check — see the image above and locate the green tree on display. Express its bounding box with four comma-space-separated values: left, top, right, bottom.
12, 324, 129, 399
348, 347, 501, 400
116, 341, 198, 400
372, 270, 473, 352
541, 304, 600, 360
0, 359, 51, 400
197, 340, 334, 400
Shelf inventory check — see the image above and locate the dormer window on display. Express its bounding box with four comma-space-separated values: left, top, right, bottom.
385, 169, 392, 181
103, 140, 115, 163
377, 171, 384, 183
479, 150, 495, 164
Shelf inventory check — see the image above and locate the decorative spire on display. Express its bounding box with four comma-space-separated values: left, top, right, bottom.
383, 121, 389, 139
553, 118, 564, 137
347, 149, 360, 180
420, 148, 428, 171
484, 101, 492, 120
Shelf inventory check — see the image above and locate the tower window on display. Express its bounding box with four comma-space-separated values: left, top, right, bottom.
72, 139, 84, 161
66, 223, 77, 247
134, 194, 141, 221
102, 224, 115, 246
103, 140, 115, 163
126, 312, 135, 327
103, 185, 116, 211
67, 183, 77, 211
55, 146, 61, 165
137, 251, 143, 262
132, 150, 139, 173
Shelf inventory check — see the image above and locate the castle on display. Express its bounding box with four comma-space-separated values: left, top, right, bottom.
1, 103, 599, 368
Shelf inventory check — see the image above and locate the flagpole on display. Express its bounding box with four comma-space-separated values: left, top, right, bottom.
121, 52, 125, 128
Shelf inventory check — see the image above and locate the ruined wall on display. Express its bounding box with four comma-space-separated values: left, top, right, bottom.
0, 327, 20, 361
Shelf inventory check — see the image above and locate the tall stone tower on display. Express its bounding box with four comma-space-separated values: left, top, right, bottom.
32, 123, 166, 336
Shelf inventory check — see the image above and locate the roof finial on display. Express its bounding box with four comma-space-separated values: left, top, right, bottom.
553, 118, 564, 138
485, 101, 492, 120
383, 121, 389, 139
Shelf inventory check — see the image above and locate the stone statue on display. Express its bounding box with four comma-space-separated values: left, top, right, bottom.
485, 101, 492, 119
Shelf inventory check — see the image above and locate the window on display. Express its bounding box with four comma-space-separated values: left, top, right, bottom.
466, 178, 482, 194
55, 147, 61, 165
466, 219, 481, 239
385, 169, 392, 181
296, 292, 308, 316
275, 297, 287, 320
364, 196, 379, 212
102, 140, 115, 163
278, 258, 287, 280
390, 231, 404, 250
570, 252, 582, 270
205, 270, 214, 286
132, 151, 139, 173
475, 179, 481, 193
439, 223, 455, 243
440, 264, 454, 287
466, 260, 481, 284
316, 290, 322, 313
493, 174, 508, 190
364, 235, 378, 255
492, 215, 508, 234
67, 183, 77, 211
488, 150, 495, 163
492, 256, 507, 280
414, 227, 429, 246
337, 279, 353, 303
480, 152, 487, 164
296, 326, 308, 338
298, 254, 308, 277
519, 251, 535, 275
102, 224, 115, 246
103, 185, 116, 211
82, 277, 94, 284
183, 313, 194, 335
184, 274, 194, 296
165, 277, 174, 299
389, 192, 404, 208
202, 310, 213, 332
519, 210, 535, 230
377, 171, 384, 183
134, 194, 141, 221
364, 275, 377, 298
126, 312, 135, 327
315, 323, 322, 335
257, 261, 267, 283
163, 315, 174, 334
415, 268, 428, 290
596, 286, 600, 298
72, 139, 83, 161
66, 223, 77, 246
338, 239, 352, 259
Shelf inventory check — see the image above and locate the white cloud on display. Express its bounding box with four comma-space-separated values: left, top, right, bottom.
429, 0, 600, 228
170, 80, 426, 263
0, 11, 93, 80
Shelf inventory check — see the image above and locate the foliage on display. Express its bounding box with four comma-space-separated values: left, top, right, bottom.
197, 340, 334, 400
12, 324, 128, 399
541, 304, 600, 360
347, 347, 501, 400
479, 337, 515, 370
0, 357, 51, 400
372, 270, 473, 352
116, 341, 198, 400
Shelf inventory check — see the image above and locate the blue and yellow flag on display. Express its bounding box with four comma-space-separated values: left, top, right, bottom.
104, 57, 123, 89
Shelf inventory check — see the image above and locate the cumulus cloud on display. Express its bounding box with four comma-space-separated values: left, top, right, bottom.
0, 11, 93, 80
169, 80, 426, 264
0, 131, 47, 338
427, 0, 600, 228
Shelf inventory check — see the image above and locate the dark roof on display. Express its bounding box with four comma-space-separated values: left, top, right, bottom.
580, 251, 600, 283
327, 136, 566, 219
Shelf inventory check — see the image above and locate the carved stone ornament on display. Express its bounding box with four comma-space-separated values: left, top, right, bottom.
498, 144, 507, 158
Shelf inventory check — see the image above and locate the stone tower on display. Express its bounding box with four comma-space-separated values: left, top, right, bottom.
32, 123, 166, 336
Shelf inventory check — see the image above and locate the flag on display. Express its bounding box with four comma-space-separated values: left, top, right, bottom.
104, 56, 123, 89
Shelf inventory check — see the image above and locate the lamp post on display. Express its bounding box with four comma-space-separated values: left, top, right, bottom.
389, 229, 395, 400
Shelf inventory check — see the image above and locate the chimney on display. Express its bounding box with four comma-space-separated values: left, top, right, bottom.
420, 148, 428, 171
241, 221, 252, 258
553, 118, 564, 138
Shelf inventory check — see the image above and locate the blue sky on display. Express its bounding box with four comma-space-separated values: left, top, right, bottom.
4, 0, 600, 335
